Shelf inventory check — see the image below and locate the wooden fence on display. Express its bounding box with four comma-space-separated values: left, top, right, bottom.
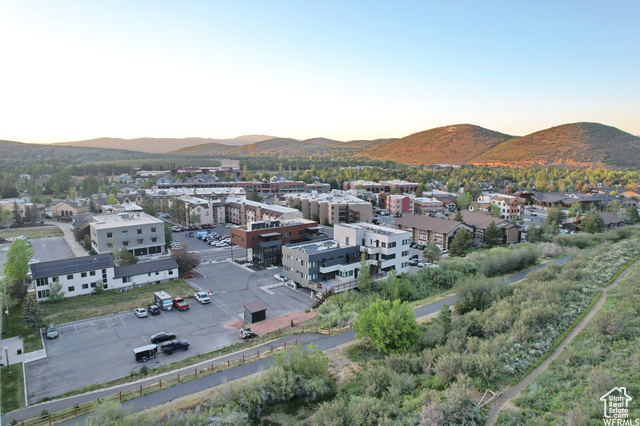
16, 321, 352, 426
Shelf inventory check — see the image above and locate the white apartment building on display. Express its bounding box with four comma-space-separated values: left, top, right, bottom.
177, 195, 225, 226
90, 212, 165, 257
286, 191, 373, 225
31, 255, 179, 302
333, 222, 411, 274
476, 193, 524, 220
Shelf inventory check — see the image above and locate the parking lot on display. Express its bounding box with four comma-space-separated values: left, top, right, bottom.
0, 236, 74, 271
26, 261, 314, 404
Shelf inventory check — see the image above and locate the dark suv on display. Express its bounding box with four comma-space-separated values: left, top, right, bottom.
150, 331, 176, 343
160, 340, 190, 354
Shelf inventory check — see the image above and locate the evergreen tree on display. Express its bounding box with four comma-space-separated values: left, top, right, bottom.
47, 281, 65, 302
453, 210, 463, 222
357, 256, 372, 292
582, 211, 605, 233
117, 247, 139, 266
438, 302, 452, 336
526, 225, 548, 243
423, 242, 442, 263
449, 228, 472, 257
625, 207, 639, 224
21, 294, 44, 329
484, 221, 501, 247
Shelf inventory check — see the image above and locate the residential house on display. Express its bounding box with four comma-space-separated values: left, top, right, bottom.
394, 214, 471, 250
458, 210, 521, 246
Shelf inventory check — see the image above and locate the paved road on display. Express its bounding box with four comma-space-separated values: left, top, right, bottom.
1, 250, 590, 424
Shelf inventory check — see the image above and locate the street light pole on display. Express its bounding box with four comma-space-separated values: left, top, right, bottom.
4, 346, 10, 374
4, 308, 9, 335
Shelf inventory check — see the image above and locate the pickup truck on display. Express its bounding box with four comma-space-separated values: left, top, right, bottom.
172, 297, 190, 311
194, 291, 211, 304
160, 340, 189, 354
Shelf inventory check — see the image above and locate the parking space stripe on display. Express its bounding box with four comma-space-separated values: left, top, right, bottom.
73, 324, 79, 335
120, 316, 126, 326
104, 318, 110, 328
90, 321, 96, 331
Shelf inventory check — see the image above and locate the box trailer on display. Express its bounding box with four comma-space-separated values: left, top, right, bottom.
154, 291, 173, 310
134, 344, 158, 362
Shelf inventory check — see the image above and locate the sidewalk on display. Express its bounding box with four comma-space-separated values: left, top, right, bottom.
45, 220, 86, 258
1, 336, 47, 365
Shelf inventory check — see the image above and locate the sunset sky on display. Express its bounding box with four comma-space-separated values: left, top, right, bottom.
1, 1, 639, 144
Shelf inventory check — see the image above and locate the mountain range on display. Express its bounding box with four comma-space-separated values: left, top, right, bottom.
42, 122, 640, 169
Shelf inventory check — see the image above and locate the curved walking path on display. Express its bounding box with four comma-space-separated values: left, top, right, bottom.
0, 250, 593, 425
484, 258, 640, 425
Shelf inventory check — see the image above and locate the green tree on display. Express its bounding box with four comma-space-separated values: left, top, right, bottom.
568, 204, 582, 218
21, 294, 43, 329
189, 212, 201, 225
546, 207, 567, 228
356, 256, 372, 292
3, 239, 34, 301
484, 221, 501, 247
490, 203, 501, 217
354, 299, 420, 354
457, 192, 473, 210
438, 302, 452, 336
82, 235, 92, 252
107, 194, 117, 205
12, 201, 22, 227
382, 270, 410, 301
93, 279, 105, 295
117, 247, 139, 266
248, 190, 263, 202
453, 210, 463, 222
164, 223, 173, 248
47, 281, 65, 302
81, 175, 100, 197
449, 228, 472, 257
423, 242, 442, 263
625, 206, 639, 224
1, 209, 13, 228
582, 211, 605, 233
526, 225, 549, 243
140, 196, 158, 217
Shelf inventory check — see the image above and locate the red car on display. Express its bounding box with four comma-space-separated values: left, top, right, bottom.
173, 297, 190, 311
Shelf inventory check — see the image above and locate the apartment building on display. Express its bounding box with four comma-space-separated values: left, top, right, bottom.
476, 193, 524, 220
342, 179, 419, 194
176, 195, 225, 226
231, 218, 320, 267
90, 212, 165, 257
31, 255, 178, 301
282, 222, 410, 292
411, 197, 447, 216
225, 198, 303, 225
458, 211, 521, 246
381, 194, 411, 215
394, 214, 471, 249
286, 191, 372, 225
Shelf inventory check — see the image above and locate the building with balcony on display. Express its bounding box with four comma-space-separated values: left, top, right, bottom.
230, 218, 321, 267
394, 214, 471, 249
224, 198, 303, 225
282, 222, 410, 293
286, 191, 372, 225
176, 195, 225, 226
411, 197, 447, 216
90, 212, 165, 257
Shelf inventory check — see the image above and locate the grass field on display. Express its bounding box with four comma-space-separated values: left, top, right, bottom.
39, 279, 194, 324
1, 363, 25, 413
3, 306, 44, 353
0, 226, 63, 239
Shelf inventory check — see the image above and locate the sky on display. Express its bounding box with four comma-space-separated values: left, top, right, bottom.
1, 1, 639, 144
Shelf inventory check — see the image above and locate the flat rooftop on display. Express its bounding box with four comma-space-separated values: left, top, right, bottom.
90, 212, 163, 229
287, 240, 353, 255
336, 222, 408, 236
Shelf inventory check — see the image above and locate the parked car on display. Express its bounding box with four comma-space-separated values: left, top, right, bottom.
409, 259, 419, 266
148, 305, 161, 315
28, 259, 40, 265
0, 238, 7, 243
274, 274, 286, 282
440, 248, 449, 254
45, 323, 59, 339
150, 331, 176, 343
409, 254, 419, 260
194, 291, 211, 304
160, 339, 190, 354
173, 297, 190, 311
239, 327, 258, 339
133, 308, 148, 318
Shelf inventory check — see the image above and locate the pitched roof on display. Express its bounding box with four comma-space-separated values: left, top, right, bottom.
113, 258, 179, 279
598, 212, 625, 225
394, 214, 462, 235
31, 254, 114, 279
459, 210, 513, 230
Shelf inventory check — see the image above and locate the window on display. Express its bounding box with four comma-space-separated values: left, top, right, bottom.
106, 232, 113, 238
401, 251, 409, 257
122, 230, 128, 236
123, 241, 129, 246
68, 286, 75, 292
90, 271, 96, 276
67, 274, 73, 280
168, 269, 174, 275
137, 229, 142, 234
151, 237, 157, 243
122, 276, 131, 283
91, 283, 96, 288
137, 239, 143, 244
151, 227, 156, 232
82, 284, 89, 289
283, 232, 291, 238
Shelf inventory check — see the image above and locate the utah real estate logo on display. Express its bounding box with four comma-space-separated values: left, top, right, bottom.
600, 387, 638, 425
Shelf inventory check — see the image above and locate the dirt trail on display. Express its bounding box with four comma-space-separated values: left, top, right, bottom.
484, 259, 640, 425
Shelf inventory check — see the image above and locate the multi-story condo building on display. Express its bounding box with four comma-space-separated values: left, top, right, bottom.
282, 222, 410, 293
394, 214, 471, 249
286, 191, 372, 225
31, 255, 178, 301
225, 198, 303, 225
410, 197, 447, 216
90, 212, 165, 257
475, 193, 524, 220
156, 178, 307, 194
176, 195, 225, 226
230, 218, 320, 267
342, 179, 419, 194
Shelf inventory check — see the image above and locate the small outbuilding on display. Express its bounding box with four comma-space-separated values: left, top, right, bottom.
243, 300, 267, 323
